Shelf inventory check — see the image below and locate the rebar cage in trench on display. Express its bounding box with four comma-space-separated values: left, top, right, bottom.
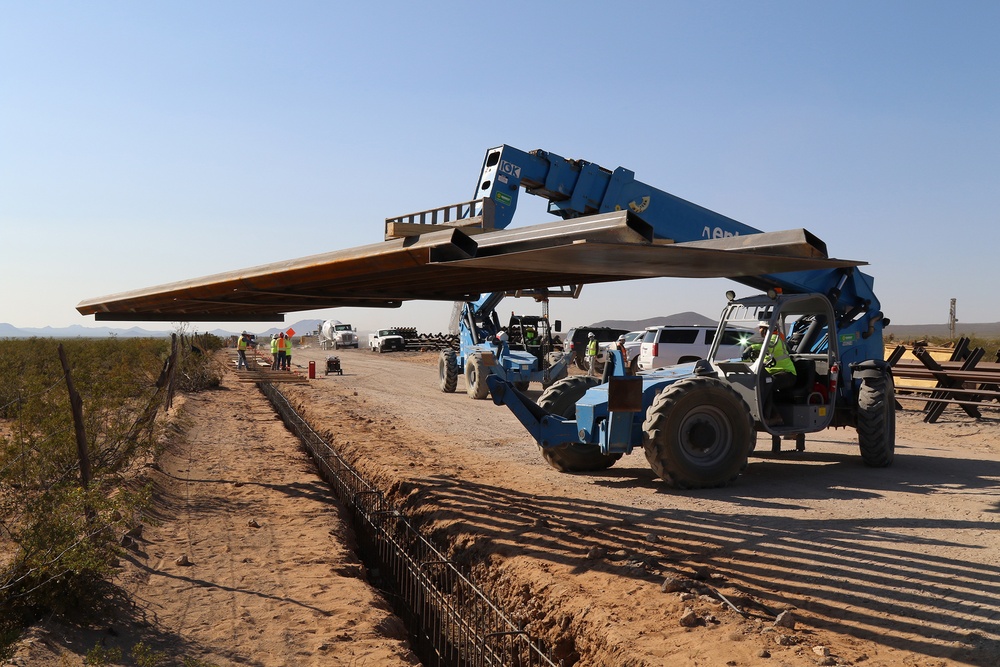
260, 382, 558, 667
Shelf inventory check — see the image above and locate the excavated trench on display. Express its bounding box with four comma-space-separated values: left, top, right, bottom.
259, 381, 559, 667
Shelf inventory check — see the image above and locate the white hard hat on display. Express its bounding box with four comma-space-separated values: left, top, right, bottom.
588, 332, 596, 338
618, 335, 626, 342
757, 321, 769, 328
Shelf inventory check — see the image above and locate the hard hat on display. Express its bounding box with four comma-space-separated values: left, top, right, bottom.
588, 332, 596, 338
618, 335, 626, 342
242, 331, 249, 335
757, 321, 769, 328
496, 331, 509, 343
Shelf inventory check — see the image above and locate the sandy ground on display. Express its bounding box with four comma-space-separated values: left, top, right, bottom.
7, 344, 1000, 667
5, 359, 419, 667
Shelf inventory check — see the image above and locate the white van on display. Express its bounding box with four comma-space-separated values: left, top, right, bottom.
637, 325, 746, 371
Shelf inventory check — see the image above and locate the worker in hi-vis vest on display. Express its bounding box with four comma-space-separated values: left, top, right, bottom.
236, 332, 251, 370
276, 332, 287, 371
744, 321, 797, 425
586, 332, 599, 377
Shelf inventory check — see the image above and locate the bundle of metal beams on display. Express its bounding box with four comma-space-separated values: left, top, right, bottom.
77, 211, 862, 322
888, 340, 1000, 422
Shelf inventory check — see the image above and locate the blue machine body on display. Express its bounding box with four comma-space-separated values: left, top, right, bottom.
472, 145, 887, 454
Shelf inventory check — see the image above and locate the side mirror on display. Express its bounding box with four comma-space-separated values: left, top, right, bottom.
554, 319, 562, 332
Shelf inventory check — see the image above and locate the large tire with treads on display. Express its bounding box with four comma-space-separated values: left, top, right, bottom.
542, 351, 568, 389
536, 376, 622, 472
642, 377, 753, 488
465, 354, 490, 400
857, 373, 895, 467
439, 349, 458, 393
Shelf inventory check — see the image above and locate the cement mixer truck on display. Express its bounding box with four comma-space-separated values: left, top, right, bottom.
320, 320, 359, 350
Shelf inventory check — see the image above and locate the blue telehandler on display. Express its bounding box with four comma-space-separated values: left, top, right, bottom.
436, 288, 573, 399
429, 145, 892, 487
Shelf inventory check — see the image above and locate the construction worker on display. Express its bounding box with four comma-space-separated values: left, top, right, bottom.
275, 332, 287, 371
270, 334, 279, 369
236, 332, 251, 370
586, 332, 599, 377
745, 321, 797, 425
616, 334, 629, 372
284, 333, 293, 370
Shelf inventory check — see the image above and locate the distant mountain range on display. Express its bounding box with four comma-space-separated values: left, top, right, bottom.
0, 319, 325, 339
590, 311, 719, 331
3, 313, 998, 340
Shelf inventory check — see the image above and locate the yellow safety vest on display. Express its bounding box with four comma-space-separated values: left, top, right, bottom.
753, 334, 795, 375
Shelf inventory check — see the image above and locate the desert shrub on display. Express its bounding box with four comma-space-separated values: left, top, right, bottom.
174, 332, 225, 392
0, 335, 190, 652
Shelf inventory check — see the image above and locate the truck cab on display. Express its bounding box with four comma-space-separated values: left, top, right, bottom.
707, 292, 841, 441
369, 328, 406, 353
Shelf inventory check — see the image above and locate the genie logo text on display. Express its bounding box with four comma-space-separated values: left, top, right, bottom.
702, 226, 740, 239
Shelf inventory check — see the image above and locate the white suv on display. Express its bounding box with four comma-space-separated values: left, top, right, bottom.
637, 325, 745, 371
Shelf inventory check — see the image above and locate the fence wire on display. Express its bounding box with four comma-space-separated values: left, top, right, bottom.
259, 382, 558, 667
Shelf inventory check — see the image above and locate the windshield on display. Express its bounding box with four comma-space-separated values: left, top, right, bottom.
711, 304, 771, 362
713, 301, 833, 361
335, 325, 352, 331
379, 329, 399, 336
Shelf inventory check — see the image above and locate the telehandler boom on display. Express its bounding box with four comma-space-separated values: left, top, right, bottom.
432, 145, 891, 487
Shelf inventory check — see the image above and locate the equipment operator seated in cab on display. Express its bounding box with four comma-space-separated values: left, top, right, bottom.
743, 321, 796, 425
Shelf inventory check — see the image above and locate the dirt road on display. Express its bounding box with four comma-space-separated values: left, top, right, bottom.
285, 345, 1000, 667
9, 344, 999, 666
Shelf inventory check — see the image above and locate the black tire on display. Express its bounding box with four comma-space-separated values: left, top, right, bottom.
574, 351, 589, 372
465, 354, 490, 400
536, 377, 622, 472
642, 377, 753, 489
542, 351, 568, 389
857, 374, 895, 467
439, 350, 458, 393
629, 356, 639, 374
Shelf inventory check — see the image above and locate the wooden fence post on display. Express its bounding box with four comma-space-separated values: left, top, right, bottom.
57, 343, 91, 489
165, 333, 179, 411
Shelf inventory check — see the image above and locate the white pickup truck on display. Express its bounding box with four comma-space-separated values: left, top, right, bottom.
369, 328, 406, 353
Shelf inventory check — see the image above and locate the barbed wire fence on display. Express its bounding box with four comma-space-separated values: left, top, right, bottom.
0, 334, 199, 628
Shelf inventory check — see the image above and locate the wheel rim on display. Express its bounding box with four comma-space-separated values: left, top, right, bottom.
676, 405, 733, 466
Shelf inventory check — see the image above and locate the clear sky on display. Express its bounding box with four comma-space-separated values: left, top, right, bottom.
2, 1, 998, 335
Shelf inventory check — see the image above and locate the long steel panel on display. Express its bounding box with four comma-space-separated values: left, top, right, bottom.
77, 211, 862, 322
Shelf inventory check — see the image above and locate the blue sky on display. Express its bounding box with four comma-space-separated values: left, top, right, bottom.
2, 1, 998, 334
